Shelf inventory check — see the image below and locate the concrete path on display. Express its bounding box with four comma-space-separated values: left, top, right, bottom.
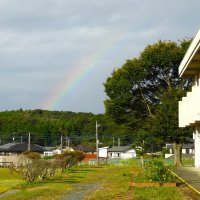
175, 167, 200, 193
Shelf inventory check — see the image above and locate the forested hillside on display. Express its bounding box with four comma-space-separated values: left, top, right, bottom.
0, 109, 131, 147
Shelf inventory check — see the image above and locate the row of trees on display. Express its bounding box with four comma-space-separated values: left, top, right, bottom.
104, 40, 193, 166
0, 109, 132, 147
11, 151, 84, 182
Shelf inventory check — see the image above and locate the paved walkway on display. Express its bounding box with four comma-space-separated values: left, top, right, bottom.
175, 167, 200, 193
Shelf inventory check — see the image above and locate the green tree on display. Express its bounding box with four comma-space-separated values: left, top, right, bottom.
104, 40, 192, 166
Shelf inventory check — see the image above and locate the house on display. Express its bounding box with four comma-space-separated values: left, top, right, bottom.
178, 28, 200, 167
0, 142, 46, 166
108, 146, 136, 159
43, 146, 75, 156
166, 143, 194, 155
0, 142, 46, 155
73, 145, 96, 154
43, 146, 57, 156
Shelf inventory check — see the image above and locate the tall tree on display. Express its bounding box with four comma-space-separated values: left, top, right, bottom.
104, 40, 192, 166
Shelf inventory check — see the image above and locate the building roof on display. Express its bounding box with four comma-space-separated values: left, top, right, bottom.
108, 146, 132, 152
73, 145, 96, 153
0, 142, 46, 152
44, 146, 57, 151
166, 143, 194, 149
179, 28, 200, 77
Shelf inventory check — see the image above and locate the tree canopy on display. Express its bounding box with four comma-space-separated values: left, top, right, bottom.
104, 40, 192, 160
0, 109, 132, 147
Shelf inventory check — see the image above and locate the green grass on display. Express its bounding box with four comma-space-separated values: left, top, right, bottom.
0, 166, 101, 200
133, 187, 185, 200
0, 168, 24, 193
85, 165, 136, 200
182, 158, 194, 166
0, 162, 189, 200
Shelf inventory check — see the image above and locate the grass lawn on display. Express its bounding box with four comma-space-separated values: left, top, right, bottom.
182, 158, 194, 166
133, 187, 185, 200
0, 168, 24, 193
0, 161, 190, 200
0, 167, 97, 200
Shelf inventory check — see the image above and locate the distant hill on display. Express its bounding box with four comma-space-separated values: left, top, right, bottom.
0, 109, 132, 147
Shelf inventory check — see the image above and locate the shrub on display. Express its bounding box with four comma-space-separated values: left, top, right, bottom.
21, 151, 41, 159
54, 151, 84, 170
43, 156, 54, 160
135, 160, 175, 183
16, 153, 59, 181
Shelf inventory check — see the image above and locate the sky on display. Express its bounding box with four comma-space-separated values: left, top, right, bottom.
0, 0, 199, 114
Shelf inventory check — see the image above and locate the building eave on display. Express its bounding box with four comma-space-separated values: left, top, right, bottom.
179, 28, 200, 77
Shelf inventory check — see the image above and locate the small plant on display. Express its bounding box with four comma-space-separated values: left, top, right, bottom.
135, 160, 175, 183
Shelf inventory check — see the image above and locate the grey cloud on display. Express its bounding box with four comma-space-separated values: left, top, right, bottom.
0, 0, 200, 113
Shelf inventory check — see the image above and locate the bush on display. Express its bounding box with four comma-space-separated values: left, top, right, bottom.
43, 156, 54, 160
16, 153, 60, 182
21, 151, 41, 159
135, 160, 175, 183
54, 151, 84, 169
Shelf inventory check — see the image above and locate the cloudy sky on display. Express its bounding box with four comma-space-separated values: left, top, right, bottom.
0, 0, 199, 114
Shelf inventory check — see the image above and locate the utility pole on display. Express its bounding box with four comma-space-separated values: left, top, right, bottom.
66, 136, 70, 150
28, 132, 30, 151
118, 138, 120, 146
96, 121, 99, 164
21, 136, 23, 142
60, 135, 63, 150
68, 138, 70, 149
113, 137, 115, 146
13, 132, 15, 142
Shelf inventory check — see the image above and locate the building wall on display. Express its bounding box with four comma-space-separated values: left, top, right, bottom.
0, 155, 18, 166
108, 150, 136, 159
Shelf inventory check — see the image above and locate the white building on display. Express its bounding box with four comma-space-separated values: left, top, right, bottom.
108, 146, 136, 159
166, 143, 194, 155
179, 28, 200, 167
98, 147, 109, 158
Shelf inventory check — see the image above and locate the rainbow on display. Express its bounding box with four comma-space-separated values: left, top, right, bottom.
43, 34, 123, 110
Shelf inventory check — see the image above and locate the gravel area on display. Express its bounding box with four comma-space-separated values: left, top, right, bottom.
60, 182, 101, 200
0, 189, 20, 199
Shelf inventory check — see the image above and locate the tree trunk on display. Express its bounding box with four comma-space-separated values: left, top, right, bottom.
173, 143, 183, 166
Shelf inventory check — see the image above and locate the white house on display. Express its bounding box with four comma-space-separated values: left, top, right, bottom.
165, 143, 194, 158
108, 146, 136, 159
179, 28, 200, 167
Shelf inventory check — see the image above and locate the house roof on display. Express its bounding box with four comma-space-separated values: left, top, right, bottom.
108, 146, 132, 152
73, 145, 96, 153
166, 143, 194, 149
44, 146, 56, 151
0, 142, 46, 152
